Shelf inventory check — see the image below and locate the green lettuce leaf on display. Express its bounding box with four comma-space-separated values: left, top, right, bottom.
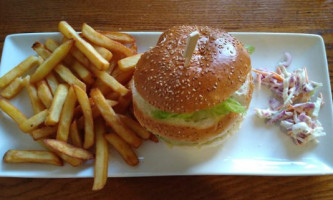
151, 98, 246, 121
245, 45, 255, 55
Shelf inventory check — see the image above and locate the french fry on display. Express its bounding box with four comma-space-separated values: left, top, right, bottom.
45, 84, 68, 125
92, 79, 112, 95
70, 120, 82, 148
30, 39, 74, 83
3, 150, 63, 166
105, 54, 119, 74
70, 46, 90, 67
76, 99, 118, 130
40, 142, 83, 167
87, 65, 128, 96
93, 45, 113, 61
56, 86, 77, 142
92, 119, 108, 191
37, 80, 53, 108
90, 88, 142, 148
104, 133, 139, 166
82, 23, 134, 57
32, 41, 86, 91
45, 38, 59, 52
149, 134, 159, 143
118, 114, 151, 140
98, 31, 135, 44
70, 61, 94, 85
105, 92, 120, 101
73, 85, 94, 149
118, 53, 142, 71
31, 126, 57, 140
0, 97, 27, 124
54, 64, 86, 91
32, 41, 52, 59
44, 38, 75, 67
0, 56, 41, 89
113, 91, 132, 113
58, 21, 109, 70
23, 76, 46, 114
0, 77, 24, 99
56, 152, 83, 167
111, 66, 134, 84
73, 98, 101, 118
129, 43, 138, 53
45, 72, 59, 95
43, 139, 94, 160
19, 109, 48, 133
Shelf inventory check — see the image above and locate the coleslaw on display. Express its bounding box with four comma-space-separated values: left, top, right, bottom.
253, 53, 325, 145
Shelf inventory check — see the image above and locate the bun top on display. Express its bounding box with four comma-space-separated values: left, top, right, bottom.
134, 25, 251, 113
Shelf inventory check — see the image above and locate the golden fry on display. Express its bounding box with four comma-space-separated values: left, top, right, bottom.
45, 84, 68, 125
98, 31, 135, 44
19, 109, 48, 133
93, 45, 113, 61
45, 38, 59, 52
73, 85, 94, 149
0, 97, 27, 124
70, 61, 94, 85
58, 21, 109, 70
31, 126, 57, 140
54, 64, 86, 91
30, 40, 74, 83
82, 23, 134, 57
105, 133, 139, 166
92, 79, 112, 95
44, 39, 75, 66
90, 88, 142, 148
0, 77, 24, 99
0, 56, 41, 89
87, 65, 128, 96
32, 41, 52, 59
43, 139, 94, 160
76, 99, 118, 130
70, 120, 82, 148
111, 66, 134, 84
118, 53, 142, 71
105, 92, 120, 101
23, 76, 46, 114
118, 114, 151, 140
45, 72, 59, 95
70, 46, 90, 67
56, 86, 77, 142
56, 152, 83, 167
3, 150, 63, 166
37, 80, 53, 108
92, 119, 108, 191
32, 41, 86, 91
41, 142, 83, 167
113, 91, 132, 114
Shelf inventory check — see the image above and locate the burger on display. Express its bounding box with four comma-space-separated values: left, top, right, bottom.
131, 25, 253, 145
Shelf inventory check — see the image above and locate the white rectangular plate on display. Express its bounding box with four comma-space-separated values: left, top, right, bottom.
0, 32, 332, 177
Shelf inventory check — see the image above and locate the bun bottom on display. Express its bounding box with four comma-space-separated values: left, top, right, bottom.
133, 73, 254, 145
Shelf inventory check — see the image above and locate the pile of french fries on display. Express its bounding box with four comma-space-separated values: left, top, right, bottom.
0, 21, 157, 191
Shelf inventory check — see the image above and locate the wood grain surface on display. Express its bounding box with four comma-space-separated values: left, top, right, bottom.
0, 0, 332, 199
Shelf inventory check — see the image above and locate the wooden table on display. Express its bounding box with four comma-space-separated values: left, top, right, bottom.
0, 0, 332, 199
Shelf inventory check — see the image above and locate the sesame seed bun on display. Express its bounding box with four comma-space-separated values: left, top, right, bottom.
132, 25, 253, 145
133, 25, 251, 113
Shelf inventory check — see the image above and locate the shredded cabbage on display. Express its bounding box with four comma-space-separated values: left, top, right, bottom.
253, 53, 325, 145
152, 98, 246, 121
